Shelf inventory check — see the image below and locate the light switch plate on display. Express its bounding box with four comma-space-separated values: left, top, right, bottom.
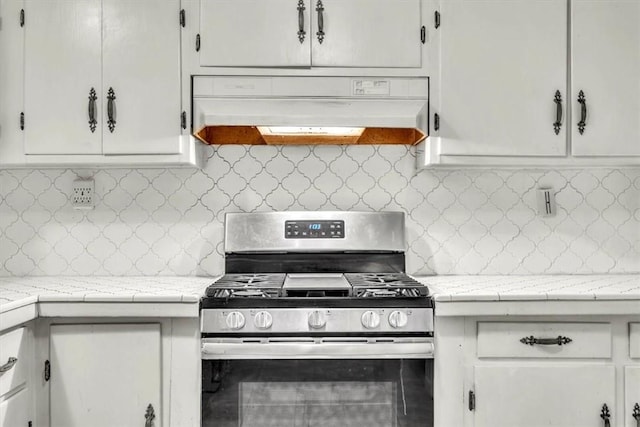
536, 187, 556, 217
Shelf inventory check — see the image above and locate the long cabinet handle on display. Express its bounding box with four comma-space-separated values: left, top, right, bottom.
520, 335, 572, 346
577, 90, 587, 134
88, 88, 97, 133
0, 357, 18, 373
107, 87, 116, 133
297, 0, 306, 43
633, 403, 640, 427
553, 90, 563, 135
315, 0, 324, 44
601, 404, 611, 427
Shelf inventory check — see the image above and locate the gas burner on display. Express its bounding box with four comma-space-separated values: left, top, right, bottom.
345, 273, 428, 298
205, 274, 285, 298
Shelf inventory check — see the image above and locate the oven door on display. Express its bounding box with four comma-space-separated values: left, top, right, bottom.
201, 337, 434, 427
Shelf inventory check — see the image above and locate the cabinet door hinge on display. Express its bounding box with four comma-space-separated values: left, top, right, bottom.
181, 111, 187, 130
434, 10, 441, 29
20, 9, 25, 27
434, 113, 440, 132
196, 34, 201, 52
44, 360, 50, 381
20, 112, 24, 130
420, 26, 426, 44
180, 9, 185, 27
468, 390, 475, 411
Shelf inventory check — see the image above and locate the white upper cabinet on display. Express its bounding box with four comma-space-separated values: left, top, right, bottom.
309, 0, 422, 68
198, 0, 423, 69
24, 0, 103, 155
436, 0, 568, 157
422, 0, 640, 167
102, 0, 182, 155
16, 0, 202, 166
200, 0, 311, 67
0, 0, 25, 166
571, 0, 640, 157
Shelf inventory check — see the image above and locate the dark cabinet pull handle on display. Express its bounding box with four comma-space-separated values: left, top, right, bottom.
601, 404, 611, 427
107, 87, 116, 133
88, 88, 97, 133
520, 336, 572, 346
633, 403, 640, 427
0, 357, 18, 373
297, 0, 306, 43
315, 0, 324, 44
553, 90, 563, 135
577, 90, 587, 134
145, 404, 155, 427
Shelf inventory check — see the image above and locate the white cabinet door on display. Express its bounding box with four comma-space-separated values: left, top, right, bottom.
473, 365, 615, 427
438, 0, 567, 157
199, 0, 312, 67
102, 0, 182, 155
24, 0, 102, 155
310, 0, 422, 68
50, 323, 161, 427
571, 0, 640, 156
0, 0, 24, 165
0, 387, 30, 427
626, 367, 640, 427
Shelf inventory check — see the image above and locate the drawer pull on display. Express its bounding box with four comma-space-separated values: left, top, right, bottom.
633, 403, 640, 427
519, 336, 572, 346
0, 357, 18, 373
601, 403, 611, 427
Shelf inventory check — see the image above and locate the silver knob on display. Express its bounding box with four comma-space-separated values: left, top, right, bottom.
361, 311, 381, 329
388, 310, 409, 328
254, 311, 273, 329
308, 310, 327, 329
225, 311, 246, 330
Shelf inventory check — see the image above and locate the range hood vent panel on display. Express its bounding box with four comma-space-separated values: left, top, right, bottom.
192, 77, 429, 146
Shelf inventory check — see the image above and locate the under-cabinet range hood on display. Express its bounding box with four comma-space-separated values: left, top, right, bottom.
192, 76, 429, 145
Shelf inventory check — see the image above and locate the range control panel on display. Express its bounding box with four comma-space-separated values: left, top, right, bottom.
285, 220, 345, 239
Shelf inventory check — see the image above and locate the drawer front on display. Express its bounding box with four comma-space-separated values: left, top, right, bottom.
0, 327, 27, 398
477, 322, 611, 359
631, 323, 640, 358
0, 387, 30, 427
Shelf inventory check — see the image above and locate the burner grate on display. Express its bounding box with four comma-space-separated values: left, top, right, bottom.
345, 273, 428, 298
205, 274, 285, 298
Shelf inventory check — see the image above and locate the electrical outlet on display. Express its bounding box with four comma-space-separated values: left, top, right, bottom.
72, 179, 94, 209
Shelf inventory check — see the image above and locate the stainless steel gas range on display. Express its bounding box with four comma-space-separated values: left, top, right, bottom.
200, 212, 434, 427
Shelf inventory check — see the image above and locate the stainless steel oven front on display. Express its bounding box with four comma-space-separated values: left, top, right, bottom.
201, 336, 434, 427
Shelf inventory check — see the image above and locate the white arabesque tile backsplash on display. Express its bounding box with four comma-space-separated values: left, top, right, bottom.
1, 145, 639, 276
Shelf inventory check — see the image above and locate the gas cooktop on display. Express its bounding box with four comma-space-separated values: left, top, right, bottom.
205, 272, 428, 299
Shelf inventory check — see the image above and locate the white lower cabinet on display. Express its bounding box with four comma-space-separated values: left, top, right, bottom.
436, 316, 640, 427
0, 387, 30, 427
49, 323, 161, 427
625, 367, 640, 427
473, 365, 615, 427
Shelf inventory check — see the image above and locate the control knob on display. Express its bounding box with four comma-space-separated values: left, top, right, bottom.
361, 311, 381, 329
225, 311, 246, 330
253, 311, 273, 329
308, 310, 327, 329
388, 310, 409, 328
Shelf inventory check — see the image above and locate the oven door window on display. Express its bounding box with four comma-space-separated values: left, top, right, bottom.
202, 359, 433, 427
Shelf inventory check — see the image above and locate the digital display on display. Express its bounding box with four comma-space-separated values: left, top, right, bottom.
285, 220, 344, 239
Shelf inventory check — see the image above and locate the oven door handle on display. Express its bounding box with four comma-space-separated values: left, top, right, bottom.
202, 339, 434, 360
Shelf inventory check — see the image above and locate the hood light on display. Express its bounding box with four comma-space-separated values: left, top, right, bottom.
257, 126, 365, 137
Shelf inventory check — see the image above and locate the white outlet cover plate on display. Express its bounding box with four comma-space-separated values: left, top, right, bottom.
72, 179, 95, 209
